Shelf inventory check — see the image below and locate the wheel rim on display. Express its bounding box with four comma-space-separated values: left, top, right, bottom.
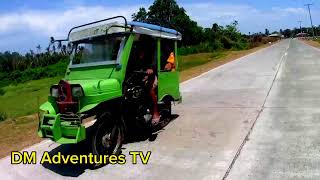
95, 124, 122, 155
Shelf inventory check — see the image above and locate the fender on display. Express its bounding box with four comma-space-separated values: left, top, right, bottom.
39, 99, 57, 114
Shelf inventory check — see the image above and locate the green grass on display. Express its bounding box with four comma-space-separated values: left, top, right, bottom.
179, 51, 227, 71
0, 112, 6, 122
0, 76, 62, 118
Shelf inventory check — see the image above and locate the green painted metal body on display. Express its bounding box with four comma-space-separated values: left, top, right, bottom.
38, 114, 86, 143
38, 33, 181, 144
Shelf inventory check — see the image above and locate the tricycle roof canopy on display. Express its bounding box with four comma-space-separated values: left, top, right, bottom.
69, 20, 182, 42
128, 21, 181, 40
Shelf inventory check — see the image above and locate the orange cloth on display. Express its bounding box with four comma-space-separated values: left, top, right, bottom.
167, 52, 175, 64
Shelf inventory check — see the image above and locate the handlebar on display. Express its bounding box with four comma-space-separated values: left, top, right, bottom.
133, 70, 148, 74
133, 70, 156, 75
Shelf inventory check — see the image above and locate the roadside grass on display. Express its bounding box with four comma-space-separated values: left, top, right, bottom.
179, 51, 227, 71
0, 114, 40, 157
314, 39, 320, 48
302, 39, 320, 49
0, 112, 6, 122
0, 42, 274, 158
0, 76, 62, 118
0, 76, 61, 157
0, 88, 5, 96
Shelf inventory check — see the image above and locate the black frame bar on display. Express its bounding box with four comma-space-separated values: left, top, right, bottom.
67, 16, 128, 39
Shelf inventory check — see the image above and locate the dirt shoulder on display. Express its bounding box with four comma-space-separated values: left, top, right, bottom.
0, 42, 275, 158
301, 39, 320, 49
0, 114, 41, 158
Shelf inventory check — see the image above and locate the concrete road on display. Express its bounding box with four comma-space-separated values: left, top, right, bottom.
227, 40, 320, 180
0, 40, 290, 180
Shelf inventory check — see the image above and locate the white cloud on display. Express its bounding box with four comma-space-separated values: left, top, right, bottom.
271, 7, 306, 16
0, 5, 146, 52
0, 5, 141, 38
183, 3, 255, 26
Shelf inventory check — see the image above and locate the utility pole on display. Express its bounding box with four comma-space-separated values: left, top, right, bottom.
298, 21, 302, 33
304, 3, 315, 37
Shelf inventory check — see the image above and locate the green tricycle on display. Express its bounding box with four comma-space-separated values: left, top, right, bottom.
38, 16, 182, 161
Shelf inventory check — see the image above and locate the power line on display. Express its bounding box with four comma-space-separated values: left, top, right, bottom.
298, 21, 302, 33
304, 3, 315, 37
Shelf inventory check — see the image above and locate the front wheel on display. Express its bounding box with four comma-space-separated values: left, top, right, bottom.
91, 118, 124, 168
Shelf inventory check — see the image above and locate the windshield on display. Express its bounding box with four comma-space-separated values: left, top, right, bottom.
71, 35, 125, 65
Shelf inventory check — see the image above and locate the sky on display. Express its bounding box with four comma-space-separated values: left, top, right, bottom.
0, 0, 319, 53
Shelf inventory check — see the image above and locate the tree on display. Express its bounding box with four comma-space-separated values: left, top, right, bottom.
61, 45, 67, 55
283, 29, 292, 38
212, 23, 219, 32
265, 29, 270, 36
224, 20, 241, 41
132, 7, 148, 22
36, 45, 41, 53
29, 50, 34, 56
279, 29, 283, 35
131, 0, 203, 45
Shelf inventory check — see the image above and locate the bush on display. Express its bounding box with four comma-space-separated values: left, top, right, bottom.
233, 42, 249, 50
178, 41, 224, 56
179, 46, 198, 56
179, 35, 251, 56
209, 40, 223, 50
220, 36, 233, 49
249, 36, 279, 48
0, 88, 5, 96
0, 111, 7, 122
1, 59, 69, 85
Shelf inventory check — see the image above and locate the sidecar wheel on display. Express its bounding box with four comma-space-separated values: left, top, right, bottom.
161, 99, 172, 119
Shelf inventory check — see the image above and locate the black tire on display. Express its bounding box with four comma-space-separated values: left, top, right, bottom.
161, 100, 172, 119
91, 117, 124, 168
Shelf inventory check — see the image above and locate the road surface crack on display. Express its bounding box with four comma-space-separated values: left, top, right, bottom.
222, 41, 289, 180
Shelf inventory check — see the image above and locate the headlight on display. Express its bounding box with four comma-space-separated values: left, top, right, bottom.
72, 86, 83, 97
50, 86, 59, 98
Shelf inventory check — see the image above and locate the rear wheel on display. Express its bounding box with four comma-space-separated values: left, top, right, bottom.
91, 116, 124, 168
161, 99, 172, 119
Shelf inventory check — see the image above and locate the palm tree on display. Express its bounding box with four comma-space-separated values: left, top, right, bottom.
36, 45, 41, 53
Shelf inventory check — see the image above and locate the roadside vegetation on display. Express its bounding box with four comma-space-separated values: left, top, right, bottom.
0, 77, 62, 118
315, 39, 320, 46
300, 38, 320, 49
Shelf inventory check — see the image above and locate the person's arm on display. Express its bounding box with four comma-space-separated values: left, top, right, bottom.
146, 68, 154, 75
164, 62, 172, 71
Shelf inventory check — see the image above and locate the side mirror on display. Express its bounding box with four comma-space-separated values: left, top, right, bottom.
115, 64, 122, 71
